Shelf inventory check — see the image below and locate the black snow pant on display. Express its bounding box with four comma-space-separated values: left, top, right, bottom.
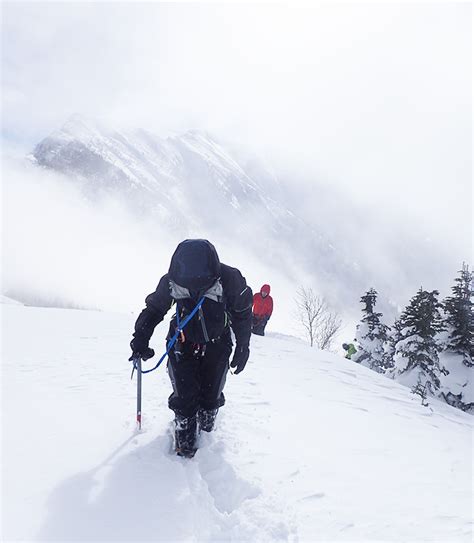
167, 328, 233, 419
252, 315, 268, 336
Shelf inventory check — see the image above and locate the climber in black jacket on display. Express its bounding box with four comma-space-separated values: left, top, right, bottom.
129, 239, 253, 457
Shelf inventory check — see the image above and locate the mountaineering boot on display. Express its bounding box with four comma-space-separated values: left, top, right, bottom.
198, 408, 218, 432
175, 414, 198, 458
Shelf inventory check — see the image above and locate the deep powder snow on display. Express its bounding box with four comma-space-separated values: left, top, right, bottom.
2, 304, 472, 541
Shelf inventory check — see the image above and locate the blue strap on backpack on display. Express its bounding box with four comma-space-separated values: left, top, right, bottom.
139, 296, 205, 374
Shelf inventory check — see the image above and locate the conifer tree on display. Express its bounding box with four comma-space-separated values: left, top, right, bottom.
353, 288, 392, 373
443, 263, 474, 367
392, 288, 446, 394
385, 318, 402, 371
437, 264, 474, 412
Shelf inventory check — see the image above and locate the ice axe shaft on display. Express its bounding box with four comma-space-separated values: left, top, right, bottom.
132, 356, 142, 430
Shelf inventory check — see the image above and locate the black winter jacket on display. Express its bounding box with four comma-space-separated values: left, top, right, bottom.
132, 264, 253, 348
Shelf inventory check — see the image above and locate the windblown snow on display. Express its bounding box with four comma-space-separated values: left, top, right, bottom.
2, 303, 472, 542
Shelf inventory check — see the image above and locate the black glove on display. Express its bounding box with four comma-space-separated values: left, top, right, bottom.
128, 347, 155, 362
230, 344, 250, 374
129, 338, 155, 361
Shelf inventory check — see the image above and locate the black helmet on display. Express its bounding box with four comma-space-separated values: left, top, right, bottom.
169, 239, 221, 292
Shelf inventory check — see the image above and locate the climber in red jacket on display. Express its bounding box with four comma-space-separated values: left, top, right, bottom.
252, 284, 273, 336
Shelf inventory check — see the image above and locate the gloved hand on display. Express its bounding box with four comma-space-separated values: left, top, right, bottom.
230, 344, 250, 374
128, 347, 155, 362
129, 338, 155, 361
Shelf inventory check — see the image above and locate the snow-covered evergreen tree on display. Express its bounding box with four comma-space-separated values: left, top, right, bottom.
391, 288, 447, 395
438, 264, 474, 412
443, 263, 473, 367
353, 288, 392, 373
385, 317, 402, 370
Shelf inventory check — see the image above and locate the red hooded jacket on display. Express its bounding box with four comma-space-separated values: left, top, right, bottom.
252, 284, 273, 318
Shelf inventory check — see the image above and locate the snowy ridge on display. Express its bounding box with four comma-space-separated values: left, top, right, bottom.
33, 116, 282, 224
0, 294, 23, 305
31, 115, 364, 303
3, 304, 472, 541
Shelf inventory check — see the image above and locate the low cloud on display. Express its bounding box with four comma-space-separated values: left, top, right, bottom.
1, 158, 304, 337
2, 158, 174, 312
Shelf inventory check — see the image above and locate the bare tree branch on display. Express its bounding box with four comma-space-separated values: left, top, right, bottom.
315, 311, 342, 351
295, 286, 342, 350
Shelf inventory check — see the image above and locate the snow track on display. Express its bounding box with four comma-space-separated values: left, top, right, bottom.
2, 304, 472, 541
34, 421, 292, 542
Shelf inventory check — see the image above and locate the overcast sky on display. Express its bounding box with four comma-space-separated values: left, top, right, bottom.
2, 2, 472, 258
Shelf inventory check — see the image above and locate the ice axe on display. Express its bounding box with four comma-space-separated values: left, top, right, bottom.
130, 356, 143, 430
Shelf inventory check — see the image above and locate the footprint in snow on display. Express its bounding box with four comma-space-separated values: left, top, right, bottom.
197, 436, 261, 514
299, 492, 326, 501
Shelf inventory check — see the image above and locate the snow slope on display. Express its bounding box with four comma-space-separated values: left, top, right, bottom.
31, 116, 306, 243
0, 295, 23, 306
30, 116, 363, 303
2, 304, 473, 542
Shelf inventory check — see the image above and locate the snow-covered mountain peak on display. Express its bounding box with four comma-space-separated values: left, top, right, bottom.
177, 128, 217, 144
30, 117, 365, 304
32, 116, 285, 227
48, 114, 106, 143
